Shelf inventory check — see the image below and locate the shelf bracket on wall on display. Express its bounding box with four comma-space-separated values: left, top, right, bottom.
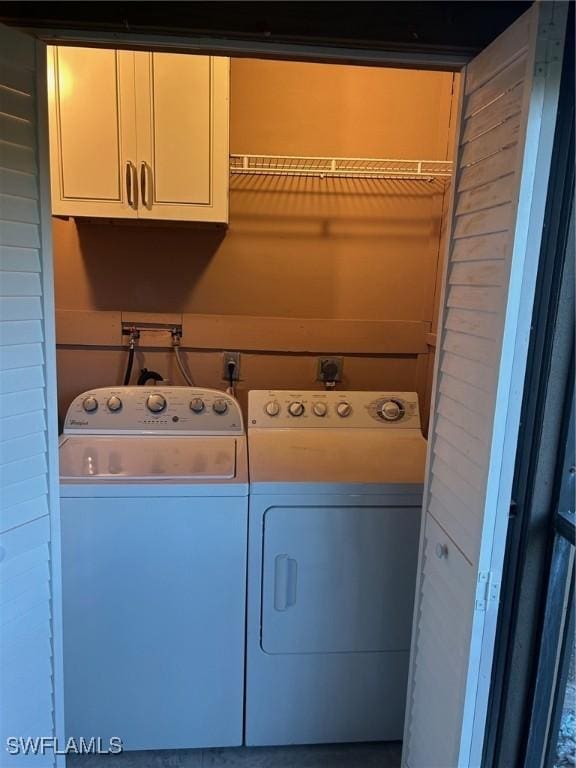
230, 154, 453, 181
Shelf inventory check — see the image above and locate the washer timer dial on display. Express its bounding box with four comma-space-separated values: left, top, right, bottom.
265, 401, 280, 417
146, 393, 167, 413
336, 402, 352, 418
288, 401, 305, 417
82, 396, 98, 413
379, 399, 404, 421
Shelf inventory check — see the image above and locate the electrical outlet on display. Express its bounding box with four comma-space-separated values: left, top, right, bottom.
222, 351, 241, 382
317, 357, 343, 383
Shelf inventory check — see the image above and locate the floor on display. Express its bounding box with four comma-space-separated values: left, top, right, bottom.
68, 742, 402, 768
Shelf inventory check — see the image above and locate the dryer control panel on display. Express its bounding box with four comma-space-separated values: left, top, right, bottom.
248, 390, 421, 430
64, 387, 244, 435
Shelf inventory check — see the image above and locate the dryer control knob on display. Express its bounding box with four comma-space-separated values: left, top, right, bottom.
146, 393, 166, 413
213, 399, 228, 415
336, 402, 352, 418
265, 401, 280, 417
380, 400, 402, 421
312, 402, 327, 417
82, 396, 98, 413
190, 398, 205, 413
288, 401, 305, 417
106, 395, 122, 412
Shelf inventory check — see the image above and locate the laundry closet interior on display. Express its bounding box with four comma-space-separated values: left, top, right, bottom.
51, 51, 459, 428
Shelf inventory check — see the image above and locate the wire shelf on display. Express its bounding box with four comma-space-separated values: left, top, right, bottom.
230, 154, 452, 180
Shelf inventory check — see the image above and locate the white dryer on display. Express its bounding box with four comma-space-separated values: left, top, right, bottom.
59, 386, 248, 750
245, 390, 427, 746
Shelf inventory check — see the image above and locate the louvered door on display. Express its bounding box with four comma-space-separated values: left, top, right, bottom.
403, 4, 567, 767
0, 25, 64, 766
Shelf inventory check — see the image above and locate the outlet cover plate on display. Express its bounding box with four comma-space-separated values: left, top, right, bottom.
223, 351, 241, 382
317, 356, 343, 382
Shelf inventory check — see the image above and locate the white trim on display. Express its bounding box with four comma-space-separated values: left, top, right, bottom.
35, 38, 66, 767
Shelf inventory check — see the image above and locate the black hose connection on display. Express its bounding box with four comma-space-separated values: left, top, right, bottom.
123, 328, 139, 385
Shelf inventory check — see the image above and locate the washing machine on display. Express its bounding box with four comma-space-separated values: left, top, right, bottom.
59, 386, 248, 750
245, 390, 427, 746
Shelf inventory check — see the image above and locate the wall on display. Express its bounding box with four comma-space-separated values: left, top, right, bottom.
54, 58, 458, 427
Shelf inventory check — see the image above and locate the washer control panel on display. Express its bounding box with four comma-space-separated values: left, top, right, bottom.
64, 387, 244, 435
248, 391, 421, 429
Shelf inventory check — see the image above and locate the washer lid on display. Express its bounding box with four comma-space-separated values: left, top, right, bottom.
59, 436, 238, 481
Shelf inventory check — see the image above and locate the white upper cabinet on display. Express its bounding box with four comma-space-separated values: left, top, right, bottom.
48, 47, 229, 223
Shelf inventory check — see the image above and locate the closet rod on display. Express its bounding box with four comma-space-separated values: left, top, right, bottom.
230, 154, 452, 180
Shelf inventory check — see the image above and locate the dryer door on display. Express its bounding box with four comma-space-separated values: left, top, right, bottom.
261, 504, 420, 654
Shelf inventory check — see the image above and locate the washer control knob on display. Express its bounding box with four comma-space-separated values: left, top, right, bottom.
312, 402, 328, 417
288, 401, 305, 417
190, 398, 205, 413
146, 393, 166, 413
82, 396, 98, 413
213, 399, 228, 415
265, 401, 280, 417
380, 400, 402, 421
106, 395, 122, 412
336, 402, 352, 418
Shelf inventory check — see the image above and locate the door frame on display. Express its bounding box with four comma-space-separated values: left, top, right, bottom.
14, 10, 569, 763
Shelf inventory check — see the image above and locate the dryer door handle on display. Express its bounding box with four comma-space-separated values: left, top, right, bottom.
274, 554, 298, 611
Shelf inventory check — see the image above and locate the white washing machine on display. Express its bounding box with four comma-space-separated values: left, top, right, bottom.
59, 386, 248, 750
246, 390, 427, 746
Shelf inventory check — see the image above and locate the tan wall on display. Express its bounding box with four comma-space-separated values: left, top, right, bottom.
54, 58, 458, 428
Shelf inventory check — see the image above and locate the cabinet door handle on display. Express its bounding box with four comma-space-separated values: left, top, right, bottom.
125, 161, 135, 208
140, 161, 149, 208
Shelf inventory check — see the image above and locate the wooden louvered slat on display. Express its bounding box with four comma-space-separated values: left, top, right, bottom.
0, 113, 35, 147
447, 284, 504, 313
0, 193, 40, 224
441, 351, 495, 392
449, 260, 507, 288
451, 231, 509, 262
456, 174, 516, 216
0, 319, 43, 345
0, 342, 44, 370
0, 85, 35, 122
442, 329, 497, 367
0, 139, 36, 175
0, 560, 49, 606
0, 411, 46, 442
435, 412, 489, 467
1, 474, 47, 509
437, 393, 491, 444
453, 202, 513, 239
0, 270, 41, 296
0, 366, 44, 394
0, 494, 49, 534
460, 115, 521, 167
458, 144, 517, 193
0, 296, 42, 321
0, 246, 40, 271
0, 454, 47, 487
438, 371, 492, 416
0, 388, 46, 418
434, 435, 485, 493
462, 83, 524, 145
444, 307, 501, 341
0, 169, 38, 199
0, 220, 40, 249
464, 54, 526, 118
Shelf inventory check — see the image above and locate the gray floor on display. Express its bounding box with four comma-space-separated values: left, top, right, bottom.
68, 742, 402, 768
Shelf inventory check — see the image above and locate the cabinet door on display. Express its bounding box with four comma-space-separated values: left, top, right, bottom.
48, 46, 138, 218
134, 52, 229, 223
